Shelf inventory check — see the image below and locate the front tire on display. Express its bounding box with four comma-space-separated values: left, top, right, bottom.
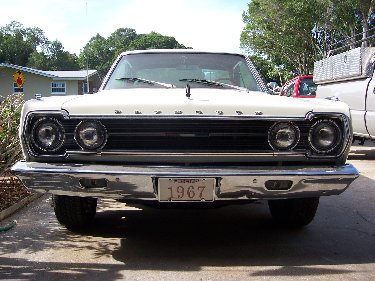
53, 195, 97, 230
268, 197, 319, 227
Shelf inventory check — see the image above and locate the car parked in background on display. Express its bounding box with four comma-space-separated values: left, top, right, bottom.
280, 75, 317, 98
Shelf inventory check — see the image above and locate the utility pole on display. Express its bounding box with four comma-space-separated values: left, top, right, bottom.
85, 1, 90, 94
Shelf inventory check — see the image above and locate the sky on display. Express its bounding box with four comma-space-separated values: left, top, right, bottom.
0, 0, 250, 55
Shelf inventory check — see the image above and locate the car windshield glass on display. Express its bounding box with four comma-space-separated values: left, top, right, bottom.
103, 53, 262, 91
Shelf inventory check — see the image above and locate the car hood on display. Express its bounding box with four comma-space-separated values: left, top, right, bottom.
23, 88, 350, 118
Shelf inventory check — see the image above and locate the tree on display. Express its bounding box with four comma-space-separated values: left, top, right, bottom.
78, 30, 187, 78
0, 21, 79, 70
241, 0, 375, 77
128, 32, 186, 50
241, 0, 326, 75
315, 0, 375, 53
107, 28, 137, 58
78, 34, 114, 78
250, 54, 293, 85
0, 21, 48, 65
27, 40, 79, 70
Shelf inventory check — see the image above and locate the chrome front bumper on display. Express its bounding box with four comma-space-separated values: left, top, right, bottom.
11, 161, 359, 201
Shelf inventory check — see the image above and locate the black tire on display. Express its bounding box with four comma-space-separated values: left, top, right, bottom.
53, 195, 97, 230
268, 197, 319, 227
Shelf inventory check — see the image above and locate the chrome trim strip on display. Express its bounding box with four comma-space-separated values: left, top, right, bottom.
22, 111, 352, 161
66, 151, 303, 157
12, 161, 359, 200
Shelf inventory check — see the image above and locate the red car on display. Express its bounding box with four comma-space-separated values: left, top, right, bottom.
280, 75, 317, 98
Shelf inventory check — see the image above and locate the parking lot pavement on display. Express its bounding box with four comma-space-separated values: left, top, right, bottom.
0, 144, 375, 281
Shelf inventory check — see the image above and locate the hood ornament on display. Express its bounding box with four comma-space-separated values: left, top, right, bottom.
186, 84, 191, 98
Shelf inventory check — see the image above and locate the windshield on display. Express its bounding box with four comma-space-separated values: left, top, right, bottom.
103, 52, 262, 91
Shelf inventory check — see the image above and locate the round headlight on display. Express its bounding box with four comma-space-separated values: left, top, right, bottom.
268, 122, 300, 150
309, 119, 342, 153
75, 120, 107, 150
31, 118, 65, 152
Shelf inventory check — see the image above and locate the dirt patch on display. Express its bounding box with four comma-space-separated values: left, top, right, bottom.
0, 171, 31, 212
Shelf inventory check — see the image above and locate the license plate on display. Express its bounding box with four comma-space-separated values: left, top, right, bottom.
158, 178, 215, 202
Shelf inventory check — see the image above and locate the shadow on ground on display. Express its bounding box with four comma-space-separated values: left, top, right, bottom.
0, 144, 374, 279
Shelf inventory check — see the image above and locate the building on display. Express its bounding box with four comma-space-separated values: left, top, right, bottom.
0, 63, 101, 100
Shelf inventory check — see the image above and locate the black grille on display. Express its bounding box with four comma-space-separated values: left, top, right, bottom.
60, 118, 311, 152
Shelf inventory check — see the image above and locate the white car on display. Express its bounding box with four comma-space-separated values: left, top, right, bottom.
12, 50, 358, 230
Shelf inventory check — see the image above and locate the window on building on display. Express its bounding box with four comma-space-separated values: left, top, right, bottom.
13, 82, 23, 93
51, 82, 66, 94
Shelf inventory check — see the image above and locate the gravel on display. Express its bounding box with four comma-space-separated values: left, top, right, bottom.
0, 171, 31, 212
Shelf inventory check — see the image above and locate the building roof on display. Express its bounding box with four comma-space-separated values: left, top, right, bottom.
0, 63, 97, 80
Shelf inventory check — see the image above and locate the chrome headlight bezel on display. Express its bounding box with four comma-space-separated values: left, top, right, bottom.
308, 119, 342, 154
30, 117, 65, 153
268, 122, 300, 151
74, 120, 107, 151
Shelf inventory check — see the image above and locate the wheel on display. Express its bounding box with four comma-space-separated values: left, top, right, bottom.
268, 197, 319, 227
53, 195, 97, 230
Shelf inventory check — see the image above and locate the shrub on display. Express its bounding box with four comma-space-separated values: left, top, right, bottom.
0, 94, 25, 175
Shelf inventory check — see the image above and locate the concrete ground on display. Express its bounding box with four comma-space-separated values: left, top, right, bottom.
0, 144, 374, 281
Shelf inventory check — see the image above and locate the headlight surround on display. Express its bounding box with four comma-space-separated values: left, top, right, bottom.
31, 117, 65, 152
268, 122, 300, 150
308, 119, 342, 154
74, 120, 107, 150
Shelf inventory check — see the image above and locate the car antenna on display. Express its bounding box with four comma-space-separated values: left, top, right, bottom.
85, 1, 90, 94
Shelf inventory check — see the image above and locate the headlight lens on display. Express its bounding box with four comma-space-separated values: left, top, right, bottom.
31, 118, 65, 152
309, 119, 342, 153
75, 120, 107, 150
268, 122, 300, 150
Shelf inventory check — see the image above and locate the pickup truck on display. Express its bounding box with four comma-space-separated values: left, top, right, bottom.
11, 50, 358, 231
314, 47, 375, 142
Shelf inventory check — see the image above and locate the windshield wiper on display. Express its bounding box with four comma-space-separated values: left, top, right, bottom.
179, 78, 248, 92
116, 77, 175, 88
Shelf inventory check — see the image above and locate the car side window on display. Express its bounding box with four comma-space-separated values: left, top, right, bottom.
298, 79, 317, 96
286, 82, 295, 97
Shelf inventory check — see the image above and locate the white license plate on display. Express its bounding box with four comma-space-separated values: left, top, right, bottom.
158, 178, 215, 202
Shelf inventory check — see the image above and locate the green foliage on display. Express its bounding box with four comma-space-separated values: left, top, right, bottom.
0, 21, 80, 71
241, 0, 326, 75
78, 34, 115, 79
0, 21, 48, 66
128, 32, 186, 50
107, 28, 137, 58
250, 54, 293, 85
78, 30, 187, 78
0, 21, 187, 77
241, 0, 375, 77
0, 94, 24, 174
27, 40, 80, 70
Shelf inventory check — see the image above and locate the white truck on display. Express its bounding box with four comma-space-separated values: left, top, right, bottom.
314, 47, 375, 143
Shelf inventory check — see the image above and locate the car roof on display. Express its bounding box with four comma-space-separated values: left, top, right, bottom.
283, 75, 313, 86
119, 49, 244, 57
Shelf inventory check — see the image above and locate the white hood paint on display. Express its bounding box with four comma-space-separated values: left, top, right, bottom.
22, 89, 351, 119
